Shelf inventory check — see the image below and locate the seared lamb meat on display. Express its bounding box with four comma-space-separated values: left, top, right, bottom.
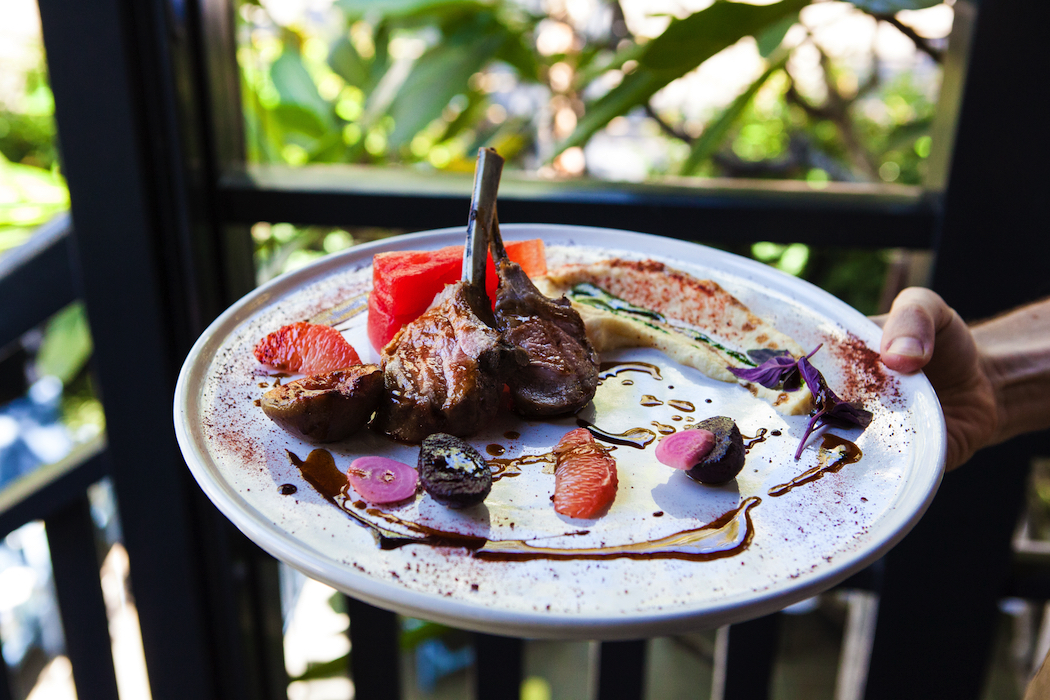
491, 217, 600, 416
372, 282, 523, 442
372, 148, 525, 442
261, 364, 382, 442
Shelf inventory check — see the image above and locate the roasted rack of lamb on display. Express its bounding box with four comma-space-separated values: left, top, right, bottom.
490, 214, 599, 416
371, 149, 525, 442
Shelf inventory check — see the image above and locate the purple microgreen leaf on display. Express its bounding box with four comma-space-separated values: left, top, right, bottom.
797, 354, 825, 397
823, 400, 873, 430
727, 354, 799, 388
730, 344, 823, 391
747, 348, 793, 365
794, 351, 873, 460
794, 413, 823, 460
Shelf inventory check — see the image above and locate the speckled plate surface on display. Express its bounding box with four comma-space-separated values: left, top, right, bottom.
173, 224, 945, 640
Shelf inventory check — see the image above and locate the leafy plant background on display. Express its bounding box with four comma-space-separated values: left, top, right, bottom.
1, 5, 102, 469
239, 0, 949, 312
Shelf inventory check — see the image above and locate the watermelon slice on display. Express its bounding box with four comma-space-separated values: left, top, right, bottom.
367, 239, 546, 352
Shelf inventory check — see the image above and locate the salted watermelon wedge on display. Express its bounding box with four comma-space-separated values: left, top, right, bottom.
367, 239, 546, 352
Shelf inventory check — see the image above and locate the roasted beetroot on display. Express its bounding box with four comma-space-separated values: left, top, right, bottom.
683, 417, 745, 485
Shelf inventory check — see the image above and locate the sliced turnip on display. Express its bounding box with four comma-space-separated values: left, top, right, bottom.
348, 456, 418, 504
655, 429, 716, 471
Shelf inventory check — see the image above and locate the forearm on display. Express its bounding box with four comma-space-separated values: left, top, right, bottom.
972, 298, 1050, 446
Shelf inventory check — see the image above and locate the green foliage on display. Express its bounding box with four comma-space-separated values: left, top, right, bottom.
252, 223, 401, 283
1, 50, 68, 256
36, 303, 93, 384
239, 0, 948, 192
750, 243, 889, 315
0, 65, 58, 169
0, 74, 67, 253
238, 0, 949, 310
561, 0, 808, 153
680, 55, 788, 176
240, 0, 546, 170
386, 17, 506, 149
0, 152, 69, 254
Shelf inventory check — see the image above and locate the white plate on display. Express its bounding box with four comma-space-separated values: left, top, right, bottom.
174, 224, 945, 640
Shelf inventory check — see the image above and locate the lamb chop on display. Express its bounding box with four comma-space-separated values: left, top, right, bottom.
489, 207, 600, 417
371, 149, 525, 443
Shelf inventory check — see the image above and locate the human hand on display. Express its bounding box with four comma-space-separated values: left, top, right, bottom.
872, 287, 998, 471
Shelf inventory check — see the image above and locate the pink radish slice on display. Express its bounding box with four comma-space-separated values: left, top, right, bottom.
347, 456, 418, 504
655, 429, 716, 470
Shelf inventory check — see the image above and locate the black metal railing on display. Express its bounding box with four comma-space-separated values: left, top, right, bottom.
0, 212, 117, 700
10, 0, 1050, 699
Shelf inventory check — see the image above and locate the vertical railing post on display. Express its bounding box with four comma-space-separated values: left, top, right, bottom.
596, 640, 648, 700
44, 495, 120, 700
346, 597, 401, 700
473, 633, 524, 698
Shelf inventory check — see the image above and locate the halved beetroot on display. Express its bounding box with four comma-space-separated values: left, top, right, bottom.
347, 456, 418, 504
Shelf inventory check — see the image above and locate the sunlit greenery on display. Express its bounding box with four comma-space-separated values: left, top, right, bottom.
0, 63, 67, 255
237, 0, 946, 186
252, 221, 404, 283
237, 0, 947, 314
1, 30, 102, 444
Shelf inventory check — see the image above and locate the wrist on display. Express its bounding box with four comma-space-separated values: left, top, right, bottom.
972, 301, 1050, 447
979, 345, 1050, 446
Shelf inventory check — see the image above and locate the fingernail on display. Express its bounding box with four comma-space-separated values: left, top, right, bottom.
887, 336, 924, 358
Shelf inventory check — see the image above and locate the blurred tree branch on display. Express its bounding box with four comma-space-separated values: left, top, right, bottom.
868, 12, 944, 63
644, 104, 695, 145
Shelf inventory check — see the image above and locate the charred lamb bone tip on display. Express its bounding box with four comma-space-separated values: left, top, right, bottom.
371, 148, 526, 443
490, 215, 600, 416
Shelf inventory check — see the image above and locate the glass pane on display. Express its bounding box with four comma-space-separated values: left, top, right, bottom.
280, 567, 352, 700
235, 0, 951, 185
1, 302, 104, 491
0, 521, 72, 700
252, 222, 402, 285
89, 480, 153, 700
0, 484, 150, 700
0, 0, 68, 260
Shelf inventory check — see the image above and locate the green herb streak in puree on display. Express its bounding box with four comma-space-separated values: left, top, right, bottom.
568, 283, 756, 367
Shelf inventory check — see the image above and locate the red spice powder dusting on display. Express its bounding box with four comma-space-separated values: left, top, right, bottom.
830, 332, 901, 404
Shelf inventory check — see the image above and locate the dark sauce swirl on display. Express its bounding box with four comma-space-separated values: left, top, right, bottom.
287, 450, 761, 562
768, 435, 862, 497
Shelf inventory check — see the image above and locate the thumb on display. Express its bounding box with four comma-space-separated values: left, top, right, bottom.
879, 288, 946, 374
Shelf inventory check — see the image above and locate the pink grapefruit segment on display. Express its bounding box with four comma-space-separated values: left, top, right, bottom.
552, 427, 617, 519
254, 322, 361, 375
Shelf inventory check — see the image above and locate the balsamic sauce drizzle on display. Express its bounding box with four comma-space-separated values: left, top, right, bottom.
768, 435, 862, 497
486, 451, 556, 480
598, 362, 662, 381
576, 419, 656, 449
742, 428, 770, 452
287, 449, 762, 562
